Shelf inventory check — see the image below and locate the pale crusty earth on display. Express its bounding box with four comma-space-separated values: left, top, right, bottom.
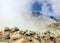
0, 23, 60, 43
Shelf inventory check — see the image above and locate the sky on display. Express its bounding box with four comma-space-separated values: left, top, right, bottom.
0, 0, 60, 31
31, 0, 60, 18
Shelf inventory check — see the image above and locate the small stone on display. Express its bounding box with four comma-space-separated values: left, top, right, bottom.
5, 35, 10, 40
4, 27, 10, 32
12, 27, 19, 32
29, 38, 32, 42
49, 37, 54, 41
35, 35, 41, 41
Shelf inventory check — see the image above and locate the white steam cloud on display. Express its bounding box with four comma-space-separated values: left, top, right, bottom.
0, 0, 59, 32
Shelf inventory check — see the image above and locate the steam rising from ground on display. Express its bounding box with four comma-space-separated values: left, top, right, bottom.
0, 0, 59, 32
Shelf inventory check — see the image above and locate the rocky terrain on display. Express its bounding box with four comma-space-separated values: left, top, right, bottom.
0, 23, 60, 43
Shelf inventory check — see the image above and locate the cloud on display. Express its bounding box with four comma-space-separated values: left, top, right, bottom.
37, 0, 60, 17
0, 0, 33, 29
50, 0, 60, 14
0, 0, 59, 32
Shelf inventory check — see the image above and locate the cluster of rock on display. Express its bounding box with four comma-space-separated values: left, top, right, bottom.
47, 22, 60, 35
0, 26, 60, 43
